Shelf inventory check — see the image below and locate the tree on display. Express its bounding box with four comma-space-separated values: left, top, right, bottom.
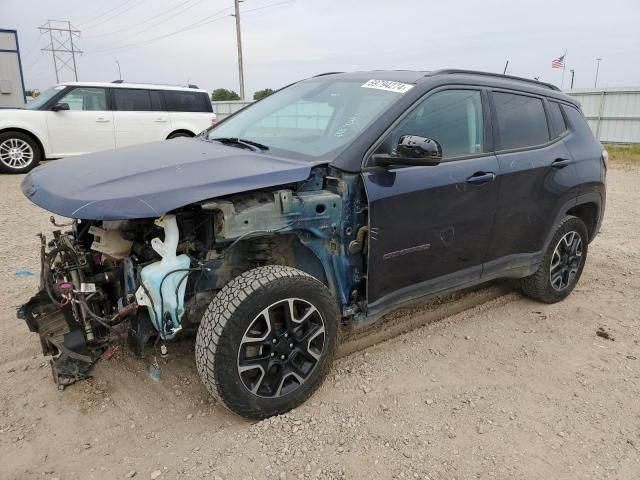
211, 88, 241, 101
253, 88, 274, 101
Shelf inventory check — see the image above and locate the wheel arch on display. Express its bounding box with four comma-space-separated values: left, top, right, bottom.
167, 129, 195, 139
566, 201, 599, 241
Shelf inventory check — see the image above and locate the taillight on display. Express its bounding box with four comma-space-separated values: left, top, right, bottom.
211, 117, 218, 126
601, 148, 608, 170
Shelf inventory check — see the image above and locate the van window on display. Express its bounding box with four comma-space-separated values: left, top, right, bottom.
113, 89, 152, 112
389, 89, 484, 158
493, 92, 549, 150
547, 101, 568, 138
149, 90, 163, 111
59, 87, 107, 111
164, 91, 210, 112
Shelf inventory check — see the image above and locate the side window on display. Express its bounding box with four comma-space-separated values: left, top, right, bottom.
113, 88, 152, 112
149, 90, 163, 111
563, 105, 593, 137
493, 92, 549, 150
389, 89, 484, 159
547, 101, 568, 138
59, 87, 107, 111
164, 91, 210, 112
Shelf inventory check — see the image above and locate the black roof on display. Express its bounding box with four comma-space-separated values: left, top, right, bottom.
311, 69, 577, 105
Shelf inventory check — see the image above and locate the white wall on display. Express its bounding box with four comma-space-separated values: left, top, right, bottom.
0, 30, 26, 108
566, 88, 640, 144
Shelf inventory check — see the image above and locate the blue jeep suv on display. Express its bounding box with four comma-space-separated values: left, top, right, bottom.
19, 69, 606, 418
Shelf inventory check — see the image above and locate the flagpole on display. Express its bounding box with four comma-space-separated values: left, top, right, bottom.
560, 50, 567, 89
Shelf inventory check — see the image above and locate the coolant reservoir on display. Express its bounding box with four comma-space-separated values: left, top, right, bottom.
135, 215, 191, 339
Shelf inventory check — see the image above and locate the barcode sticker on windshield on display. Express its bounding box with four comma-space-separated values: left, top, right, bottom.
361, 79, 414, 94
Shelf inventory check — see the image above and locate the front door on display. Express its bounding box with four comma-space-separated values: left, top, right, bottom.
46, 86, 115, 157
363, 88, 499, 315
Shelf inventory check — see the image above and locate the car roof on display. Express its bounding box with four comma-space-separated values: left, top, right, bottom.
311, 69, 578, 105
57, 81, 207, 93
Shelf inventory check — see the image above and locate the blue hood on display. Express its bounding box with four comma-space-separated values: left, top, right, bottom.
22, 138, 315, 220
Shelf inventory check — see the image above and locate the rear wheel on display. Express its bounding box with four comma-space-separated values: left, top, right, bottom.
195, 266, 339, 419
520, 216, 589, 303
0, 131, 41, 174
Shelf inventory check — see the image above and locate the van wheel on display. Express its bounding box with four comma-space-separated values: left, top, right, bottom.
195, 266, 339, 419
167, 131, 193, 139
520, 216, 589, 303
0, 131, 41, 174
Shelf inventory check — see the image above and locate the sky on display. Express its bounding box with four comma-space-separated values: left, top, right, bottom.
2, 0, 640, 97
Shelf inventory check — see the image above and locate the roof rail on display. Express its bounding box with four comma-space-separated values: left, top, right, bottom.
429, 69, 560, 91
313, 71, 344, 77
110, 80, 200, 89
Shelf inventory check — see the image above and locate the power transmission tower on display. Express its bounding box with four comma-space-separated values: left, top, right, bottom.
232, 0, 245, 100
39, 20, 82, 82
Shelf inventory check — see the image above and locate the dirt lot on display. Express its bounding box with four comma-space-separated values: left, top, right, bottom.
1, 165, 638, 480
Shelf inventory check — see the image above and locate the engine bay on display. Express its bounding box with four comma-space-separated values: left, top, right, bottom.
18, 167, 368, 388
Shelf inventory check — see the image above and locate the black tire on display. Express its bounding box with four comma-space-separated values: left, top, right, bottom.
520, 215, 589, 303
167, 131, 193, 139
0, 131, 42, 174
195, 266, 339, 419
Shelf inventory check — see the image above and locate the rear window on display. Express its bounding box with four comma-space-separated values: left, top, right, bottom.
493, 92, 549, 150
113, 88, 162, 112
163, 91, 211, 112
547, 101, 568, 138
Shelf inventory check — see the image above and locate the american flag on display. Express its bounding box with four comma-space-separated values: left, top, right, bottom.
552, 54, 565, 69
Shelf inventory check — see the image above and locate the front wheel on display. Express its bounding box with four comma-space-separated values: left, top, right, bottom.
0, 131, 42, 174
195, 266, 339, 419
520, 215, 589, 303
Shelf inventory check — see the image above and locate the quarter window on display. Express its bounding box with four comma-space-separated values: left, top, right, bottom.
113, 88, 152, 111
547, 101, 568, 138
389, 89, 484, 159
493, 92, 549, 150
164, 91, 210, 112
59, 87, 107, 111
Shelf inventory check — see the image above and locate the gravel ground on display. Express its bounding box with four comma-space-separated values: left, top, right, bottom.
1, 166, 638, 480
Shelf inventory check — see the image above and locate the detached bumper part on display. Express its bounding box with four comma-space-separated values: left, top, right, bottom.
17, 290, 106, 389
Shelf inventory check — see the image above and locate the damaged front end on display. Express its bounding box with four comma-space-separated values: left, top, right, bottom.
18, 167, 368, 389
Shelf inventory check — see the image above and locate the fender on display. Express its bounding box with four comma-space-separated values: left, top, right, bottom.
0, 112, 51, 157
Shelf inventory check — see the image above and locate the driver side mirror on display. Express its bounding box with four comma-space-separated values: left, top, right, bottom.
51, 102, 70, 112
371, 135, 443, 167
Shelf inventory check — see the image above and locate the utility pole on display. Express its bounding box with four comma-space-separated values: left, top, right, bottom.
39, 20, 82, 82
594, 58, 602, 88
570, 69, 575, 89
232, 0, 245, 100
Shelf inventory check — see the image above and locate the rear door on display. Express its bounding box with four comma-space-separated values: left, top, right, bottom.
45, 86, 115, 156
483, 90, 578, 275
163, 90, 214, 134
363, 87, 499, 314
112, 88, 170, 147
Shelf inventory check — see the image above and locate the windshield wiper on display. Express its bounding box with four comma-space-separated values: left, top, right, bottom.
210, 137, 269, 152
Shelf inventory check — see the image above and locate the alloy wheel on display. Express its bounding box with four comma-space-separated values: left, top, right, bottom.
237, 298, 326, 398
550, 231, 583, 291
0, 138, 34, 169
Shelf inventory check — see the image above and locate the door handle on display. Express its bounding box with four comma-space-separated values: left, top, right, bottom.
466, 172, 496, 185
154, 118, 168, 123
95, 118, 111, 123
551, 157, 572, 168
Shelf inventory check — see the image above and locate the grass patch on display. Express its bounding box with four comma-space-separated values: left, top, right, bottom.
605, 144, 640, 165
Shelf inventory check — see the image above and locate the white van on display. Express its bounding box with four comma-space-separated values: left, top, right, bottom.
0, 81, 217, 173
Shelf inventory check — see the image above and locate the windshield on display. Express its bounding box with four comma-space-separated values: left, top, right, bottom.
205, 78, 408, 160
24, 85, 67, 110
